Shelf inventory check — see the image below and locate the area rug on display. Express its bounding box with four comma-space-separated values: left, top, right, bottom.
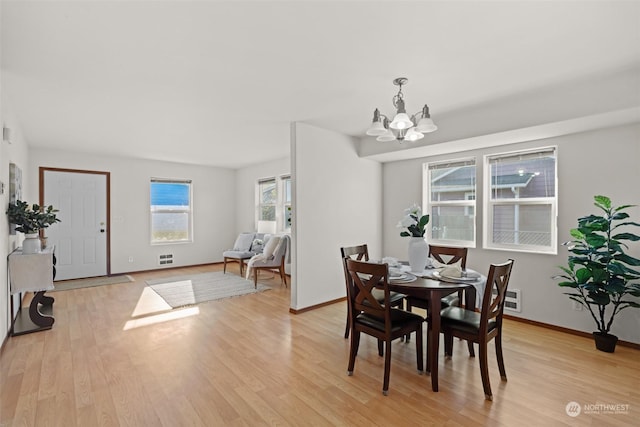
145, 272, 270, 308
52, 275, 134, 291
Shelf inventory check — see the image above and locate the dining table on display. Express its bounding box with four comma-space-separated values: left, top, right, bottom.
387, 267, 485, 392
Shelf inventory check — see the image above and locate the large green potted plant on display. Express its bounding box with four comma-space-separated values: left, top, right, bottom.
555, 195, 640, 352
6, 200, 60, 253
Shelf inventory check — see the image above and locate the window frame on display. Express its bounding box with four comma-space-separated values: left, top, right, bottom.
255, 175, 292, 234
257, 177, 277, 222
150, 178, 193, 245
281, 175, 292, 232
483, 146, 558, 254
424, 157, 477, 248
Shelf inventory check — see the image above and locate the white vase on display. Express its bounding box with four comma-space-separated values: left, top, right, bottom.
408, 237, 428, 272
22, 233, 42, 254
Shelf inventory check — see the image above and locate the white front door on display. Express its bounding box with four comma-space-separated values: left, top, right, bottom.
43, 170, 108, 280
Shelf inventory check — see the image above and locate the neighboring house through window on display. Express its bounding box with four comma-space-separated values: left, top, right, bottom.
150, 178, 192, 244
424, 158, 477, 247
258, 178, 277, 221
484, 146, 557, 253
257, 178, 277, 234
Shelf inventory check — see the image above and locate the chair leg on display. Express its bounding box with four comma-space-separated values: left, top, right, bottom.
377, 339, 383, 356
223, 258, 227, 274
467, 340, 475, 357
382, 339, 392, 395
478, 340, 492, 400
425, 327, 431, 374
444, 331, 454, 357
344, 313, 350, 339
495, 331, 507, 381
404, 300, 411, 342
416, 324, 424, 373
253, 269, 258, 289
347, 330, 360, 376
280, 267, 287, 287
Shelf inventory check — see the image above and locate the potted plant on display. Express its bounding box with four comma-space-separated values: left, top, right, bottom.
555, 195, 640, 352
397, 203, 430, 272
6, 200, 61, 253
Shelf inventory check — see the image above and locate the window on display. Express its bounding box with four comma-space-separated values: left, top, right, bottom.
150, 178, 192, 244
256, 176, 291, 233
258, 178, 277, 221
282, 176, 292, 231
484, 147, 557, 253
424, 159, 476, 247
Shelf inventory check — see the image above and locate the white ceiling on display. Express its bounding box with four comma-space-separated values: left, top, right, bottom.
2, 1, 639, 169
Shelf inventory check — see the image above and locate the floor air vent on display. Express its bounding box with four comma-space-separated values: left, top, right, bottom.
493, 288, 521, 312
158, 254, 174, 266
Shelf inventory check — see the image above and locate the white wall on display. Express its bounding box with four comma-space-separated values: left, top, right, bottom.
1, 97, 30, 341
382, 123, 640, 343
235, 156, 290, 234
291, 122, 382, 310
28, 148, 237, 274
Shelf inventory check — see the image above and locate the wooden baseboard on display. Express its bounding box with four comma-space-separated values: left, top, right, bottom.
289, 297, 346, 314
503, 314, 640, 349
119, 261, 224, 276
288, 300, 640, 349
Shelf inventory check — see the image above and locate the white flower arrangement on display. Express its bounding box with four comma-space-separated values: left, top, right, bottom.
397, 203, 430, 238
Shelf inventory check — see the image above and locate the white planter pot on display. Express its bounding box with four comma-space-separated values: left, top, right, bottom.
22, 233, 42, 254
408, 237, 428, 272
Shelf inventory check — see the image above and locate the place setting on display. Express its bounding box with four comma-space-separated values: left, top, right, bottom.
381, 256, 481, 284
382, 257, 417, 283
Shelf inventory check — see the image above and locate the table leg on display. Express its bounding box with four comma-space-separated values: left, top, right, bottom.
29, 291, 55, 328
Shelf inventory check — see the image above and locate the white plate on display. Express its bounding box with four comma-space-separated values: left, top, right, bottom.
389, 273, 417, 283
433, 270, 480, 282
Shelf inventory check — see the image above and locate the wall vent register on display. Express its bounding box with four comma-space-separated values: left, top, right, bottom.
158, 254, 174, 265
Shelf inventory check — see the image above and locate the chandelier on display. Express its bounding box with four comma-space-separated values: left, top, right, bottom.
366, 77, 437, 142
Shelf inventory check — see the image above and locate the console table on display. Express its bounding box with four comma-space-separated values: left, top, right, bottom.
8, 246, 56, 336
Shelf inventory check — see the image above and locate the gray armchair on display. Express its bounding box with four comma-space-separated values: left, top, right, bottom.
223, 232, 262, 276
247, 235, 290, 288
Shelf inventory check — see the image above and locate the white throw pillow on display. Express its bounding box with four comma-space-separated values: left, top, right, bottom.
262, 236, 281, 259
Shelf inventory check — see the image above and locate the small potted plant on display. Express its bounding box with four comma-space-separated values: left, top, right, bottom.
397, 203, 430, 272
6, 200, 61, 253
555, 195, 640, 352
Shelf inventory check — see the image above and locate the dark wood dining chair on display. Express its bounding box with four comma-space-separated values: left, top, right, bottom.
405, 245, 469, 347
345, 258, 424, 395
340, 245, 406, 339
440, 259, 514, 400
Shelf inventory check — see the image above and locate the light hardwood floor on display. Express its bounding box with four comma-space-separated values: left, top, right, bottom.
1, 263, 638, 426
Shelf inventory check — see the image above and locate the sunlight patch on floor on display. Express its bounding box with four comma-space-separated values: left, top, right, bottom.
124, 286, 199, 330
124, 306, 200, 330
131, 286, 172, 316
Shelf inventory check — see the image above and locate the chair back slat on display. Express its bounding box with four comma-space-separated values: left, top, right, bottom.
341, 245, 369, 262
480, 259, 514, 332
346, 259, 390, 325
429, 245, 468, 269
340, 245, 369, 299
340, 245, 371, 331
